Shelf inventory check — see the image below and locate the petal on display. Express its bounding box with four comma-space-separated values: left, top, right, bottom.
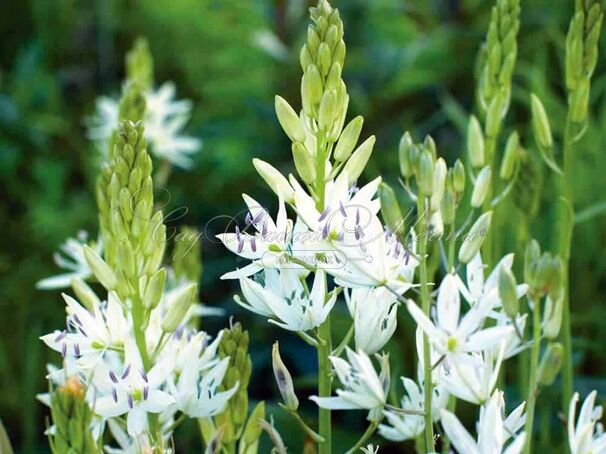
309, 396, 360, 410
440, 410, 480, 454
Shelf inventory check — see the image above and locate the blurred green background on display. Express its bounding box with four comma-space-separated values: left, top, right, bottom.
1, 0, 605, 452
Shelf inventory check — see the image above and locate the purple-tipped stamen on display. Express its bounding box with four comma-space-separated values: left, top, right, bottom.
143, 386, 149, 400
235, 225, 241, 242
321, 223, 330, 240
121, 364, 131, 380
339, 201, 347, 217
318, 206, 331, 222
112, 387, 118, 403
127, 394, 133, 409
61, 343, 67, 358
237, 238, 244, 254
140, 368, 148, 383
251, 237, 257, 253
74, 343, 80, 357
109, 371, 118, 384
54, 331, 67, 343
245, 212, 253, 226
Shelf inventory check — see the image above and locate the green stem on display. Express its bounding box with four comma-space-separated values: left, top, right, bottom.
558, 113, 574, 414
417, 194, 435, 452
345, 421, 378, 454
523, 295, 542, 454
483, 135, 497, 267
315, 131, 332, 454
284, 408, 325, 443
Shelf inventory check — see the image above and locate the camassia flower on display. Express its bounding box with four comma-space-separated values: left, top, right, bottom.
95, 339, 175, 436
456, 252, 527, 311
86, 82, 201, 169
218, 194, 302, 280
36, 231, 102, 290
41, 292, 130, 370
441, 343, 506, 405
167, 332, 238, 418
568, 391, 606, 454
378, 376, 448, 442
440, 390, 526, 454
310, 348, 389, 421
344, 286, 398, 354
406, 274, 513, 357
235, 269, 337, 332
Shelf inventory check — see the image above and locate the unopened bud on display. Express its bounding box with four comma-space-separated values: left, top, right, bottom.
71, 277, 101, 312
161, 283, 197, 332
543, 295, 563, 340
467, 115, 485, 167
253, 159, 295, 204
536, 252, 555, 293
334, 116, 363, 162
486, 93, 506, 138
379, 182, 403, 234
524, 239, 541, 286
537, 342, 564, 386
275, 96, 305, 143
342, 136, 375, 185
441, 190, 456, 225
417, 150, 434, 196
318, 42, 332, 76
430, 158, 447, 212
570, 78, 590, 124
292, 142, 316, 185
471, 166, 492, 208
458, 211, 492, 264
530, 94, 553, 148
498, 267, 519, 318
318, 89, 337, 131
272, 342, 299, 411
83, 245, 117, 290
143, 268, 166, 310
500, 132, 519, 181
453, 159, 466, 194
398, 132, 414, 179
303, 65, 323, 107
423, 135, 437, 160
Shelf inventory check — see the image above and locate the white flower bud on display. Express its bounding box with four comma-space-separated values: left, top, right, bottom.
341, 135, 375, 185
275, 96, 306, 143
430, 158, 447, 212
83, 245, 118, 290
161, 283, 197, 332
471, 166, 492, 208
292, 142, 316, 185
458, 211, 492, 264
253, 159, 295, 204
467, 115, 485, 168
143, 268, 166, 310
272, 342, 299, 411
334, 116, 363, 162
530, 94, 553, 148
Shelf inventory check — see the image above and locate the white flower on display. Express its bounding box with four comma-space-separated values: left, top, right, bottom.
440, 390, 526, 454
41, 292, 130, 370
291, 172, 381, 233
167, 332, 237, 418
94, 339, 175, 436
326, 213, 418, 292
378, 377, 448, 442
218, 194, 300, 279
86, 82, 201, 169
345, 287, 398, 354
441, 344, 506, 405
360, 444, 380, 454
310, 348, 389, 421
456, 252, 527, 311
236, 269, 337, 332
406, 274, 513, 357
37, 231, 102, 290
568, 391, 606, 454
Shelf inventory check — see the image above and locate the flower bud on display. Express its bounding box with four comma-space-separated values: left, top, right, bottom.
143, 268, 166, 310
398, 132, 414, 179
471, 166, 492, 208
530, 94, 553, 148
543, 294, 563, 340
500, 131, 519, 181
485, 93, 506, 138
303, 65, 323, 107
441, 190, 456, 225
334, 116, 363, 162
423, 135, 437, 160
318, 89, 337, 131
537, 342, 564, 386
83, 245, 118, 290
71, 277, 101, 312
430, 158, 447, 212
467, 115, 485, 167
498, 267, 519, 318
275, 96, 306, 143
299, 45, 313, 71
536, 252, 555, 293
342, 136, 375, 185
161, 283, 197, 332
417, 150, 434, 196
253, 159, 295, 204
458, 211, 493, 264
524, 239, 541, 286
379, 182, 403, 234
318, 42, 332, 76
570, 78, 590, 124
453, 159, 465, 194
272, 342, 299, 411
325, 62, 342, 91
292, 142, 316, 185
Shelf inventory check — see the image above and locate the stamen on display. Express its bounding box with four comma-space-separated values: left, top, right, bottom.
74, 343, 80, 357
318, 206, 331, 222
339, 201, 347, 217
121, 364, 131, 380
143, 386, 149, 400
109, 371, 118, 383
54, 331, 67, 343
245, 212, 253, 226
251, 237, 257, 252
112, 387, 118, 403
61, 343, 67, 358
127, 394, 133, 409
322, 223, 329, 240
140, 368, 148, 383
